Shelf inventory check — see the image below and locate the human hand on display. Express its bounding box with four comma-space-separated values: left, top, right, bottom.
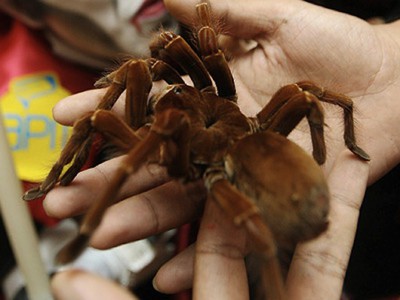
164, 0, 400, 183
51, 270, 139, 300
51, 0, 400, 183
49, 151, 369, 300
153, 0, 399, 297
153, 150, 369, 300
44, 0, 400, 298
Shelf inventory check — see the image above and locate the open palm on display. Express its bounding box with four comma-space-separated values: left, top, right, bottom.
166, 0, 400, 181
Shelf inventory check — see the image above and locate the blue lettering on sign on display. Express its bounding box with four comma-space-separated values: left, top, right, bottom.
4, 113, 69, 151
4, 113, 23, 149
26, 114, 55, 148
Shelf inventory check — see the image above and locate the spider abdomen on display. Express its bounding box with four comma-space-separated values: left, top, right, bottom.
225, 131, 330, 247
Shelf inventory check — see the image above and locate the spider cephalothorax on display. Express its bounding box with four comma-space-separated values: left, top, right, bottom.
24, 2, 369, 299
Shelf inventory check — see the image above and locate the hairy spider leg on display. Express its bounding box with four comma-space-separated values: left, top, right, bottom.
64, 60, 153, 184
91, 110, 142, 151
256, 82, 370, 164
23, 57, 188, 201
22, 114, 93, 200
124, 60, 152, 129
57, 107, 192, 264
22, 63, 132, 201
150, 31, 214, 92
195, 2, 237, 100
149, 3, 236, 99
257, 85, 327, 164
146, 58, 185, 84
297, 81, 370, 161
56, 60, 193, 263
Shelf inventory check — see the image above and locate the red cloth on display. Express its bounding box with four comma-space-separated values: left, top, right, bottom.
0, 16, 98, 226
0, 19, 97, 95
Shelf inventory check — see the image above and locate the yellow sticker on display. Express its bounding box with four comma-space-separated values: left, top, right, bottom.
1, 72, 72, 182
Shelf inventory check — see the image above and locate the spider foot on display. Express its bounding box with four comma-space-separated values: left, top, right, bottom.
349, 144, 371, 161
23, 175, 60, 201
22, 186, 46, 201
56, 233, 90, 265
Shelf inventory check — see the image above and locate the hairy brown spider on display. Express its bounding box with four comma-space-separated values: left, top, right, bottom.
23, 2, 369, 299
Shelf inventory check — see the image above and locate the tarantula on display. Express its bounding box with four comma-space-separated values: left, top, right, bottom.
23, 2, 369, 299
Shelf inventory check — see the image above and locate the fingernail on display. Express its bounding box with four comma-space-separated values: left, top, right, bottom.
152, 277, 161, 292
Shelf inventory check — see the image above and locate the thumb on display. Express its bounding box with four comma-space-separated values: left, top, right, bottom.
164, 0, 301, 39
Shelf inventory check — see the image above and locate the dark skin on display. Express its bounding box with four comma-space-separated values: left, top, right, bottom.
48, 0, 400, 299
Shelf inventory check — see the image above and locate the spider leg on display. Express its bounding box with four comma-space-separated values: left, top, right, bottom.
195, 3, 237, 100
91, 110, 142, 151
124, 60, 152, 129
146, 58, 185, 85
256, 84, 303, 129
208, 177, 285, 300
63, 61, 152, 182
96, 60, 131, 110
257, 86, 327, 164
297, 81, 370, 161
23, 60, 152, 200
56, 108, 191, 264
150, 31, 213, 92
23, 114, 93, 200
62, 110, 149, 187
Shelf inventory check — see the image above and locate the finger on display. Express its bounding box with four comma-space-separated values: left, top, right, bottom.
53, 89, 125, 126
44, 157, 206, 250
53, 89, 105, 125
286, 150, 369, 299
52, 269, 138, 300
153, 244, 195, 294
90, 180, 205, 249
53, 81, 167, 126
194, 196, 248, 300
165, 0, 301, 39
45, 161, 205, 248
43, 156, 169, 219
